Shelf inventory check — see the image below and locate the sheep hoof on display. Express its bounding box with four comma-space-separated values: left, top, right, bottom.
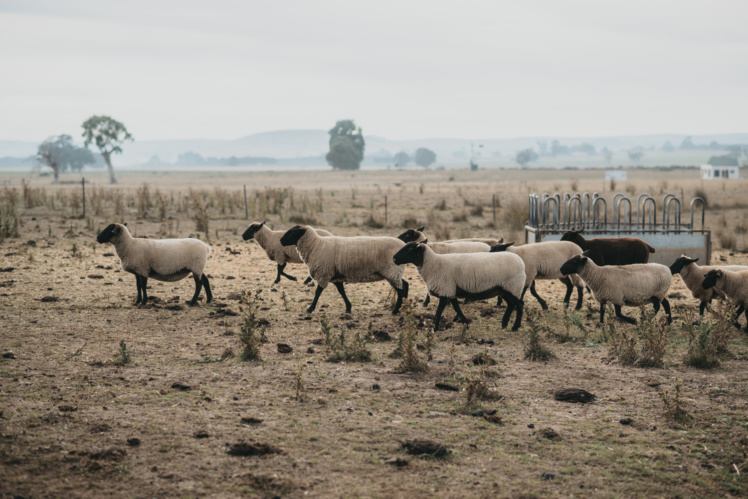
188, 301, 198, 307
306, 307, 315, 314
345, 307, 352, 314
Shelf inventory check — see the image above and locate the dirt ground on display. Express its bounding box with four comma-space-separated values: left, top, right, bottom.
1, 168, 747, 497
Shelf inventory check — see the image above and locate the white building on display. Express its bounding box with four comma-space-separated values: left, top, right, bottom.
605, 171, 627, 181
701, 165, 740, 180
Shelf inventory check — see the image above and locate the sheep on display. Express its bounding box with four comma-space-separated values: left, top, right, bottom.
560, 229, 655, 266
560, 254, 672, 324
242, 221, 333, 284
96, 223, 212, 306
490, 240, 585, 310
669, 255, 748, 316
392, 241, 526, 331
701, 269, 748, 331
279, 225, 408, 314
396, 226, 501, 246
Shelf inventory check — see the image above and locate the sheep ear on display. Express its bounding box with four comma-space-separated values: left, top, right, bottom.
261, 221, 266, 226
506, 241, 515, 248
581, 250, 591, 257
417, 226, 425, 232
422, 239, 429, 244
123, 222, 127, 226
690, 257, 699, 263
498, 238, 503, 244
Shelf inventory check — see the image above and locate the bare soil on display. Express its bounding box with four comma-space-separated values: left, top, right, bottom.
1, 168, 747, 497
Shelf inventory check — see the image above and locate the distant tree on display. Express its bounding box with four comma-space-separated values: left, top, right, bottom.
82, 115, 133, 184
600, 147, 613, 164
326, 120, 365, 170
536, 140, 548, 156
571, 143, 596, 155
176, 151, 205, 166
680, 136, 695, 150
708, 155, 738, 166
393, 152, 411, 167
627, 149, 644, 163
372, 148, 393, 163
662, 141, 675, 152
414, 148, 436, 167
35, 135, 95, 183
515, 148, 539, 168
550, 140, 570, 157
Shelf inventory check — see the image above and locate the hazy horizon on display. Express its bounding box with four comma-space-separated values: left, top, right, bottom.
2, 0, 747, 143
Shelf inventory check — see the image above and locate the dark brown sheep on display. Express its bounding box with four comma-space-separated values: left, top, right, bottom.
560, 230, 655, 266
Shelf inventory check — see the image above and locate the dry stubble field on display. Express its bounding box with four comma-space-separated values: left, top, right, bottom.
1, 167, 748, 498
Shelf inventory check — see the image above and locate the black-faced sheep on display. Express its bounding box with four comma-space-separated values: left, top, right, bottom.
560, 254, 672, 324
392, 241, 526, 331
670, 255, 748, 316
279, 225, 408, 315
242, 221, 332, 284
702, 269, 748, 331
96, 223, 212, 306
396, 226, 501, 246
491, 240, 585, 310
560, 229, 655, 266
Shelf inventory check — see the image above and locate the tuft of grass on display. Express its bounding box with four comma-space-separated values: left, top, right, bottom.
395, 300, 428, 373
295, 362, 305, 401
502, 200, 527, 233
116, 340, 131, 365
238, 291, 263, 361
363, 214, 384, 229
523, 313, 554, 361
289, 213, 319, 225
659, 380, 691, 422
401, 215, 419, 229
326, 325, 371, 363
682, 305, 733, 369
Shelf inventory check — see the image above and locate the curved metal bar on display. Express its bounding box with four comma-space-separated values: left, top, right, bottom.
542, 197, 559, 229
690, 197, 706, 230
528, 194, 538, 228
641, 197, 657, 229
582, 192, 592, 229
664, 197, 682, 231
662, 194, 676, 226
612, 193, 627, 225
616, 196, 632, 230
567, 195, 583, 230
592, 196, 608, 230
637, 193, 653, 228
561, 192, 571, 229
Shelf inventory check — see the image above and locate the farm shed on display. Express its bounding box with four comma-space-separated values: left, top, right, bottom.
701, 165, 740, 180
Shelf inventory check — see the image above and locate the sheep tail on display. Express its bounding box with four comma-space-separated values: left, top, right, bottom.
647, 243, 656, 253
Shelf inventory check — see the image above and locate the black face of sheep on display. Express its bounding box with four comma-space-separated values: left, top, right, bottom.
490, 242, 514, 252
393, 242, 426, 267
280, 225, 307, 247
701, 269, 723, 289
560, 255, 588, 276
396, 226, 425, 242
560, 230, 583, 243
97, 223, 123, 244
669, 256, 699, 275
242, 221, 266, 241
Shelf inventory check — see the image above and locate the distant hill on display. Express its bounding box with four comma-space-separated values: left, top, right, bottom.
1, 131, 746, 167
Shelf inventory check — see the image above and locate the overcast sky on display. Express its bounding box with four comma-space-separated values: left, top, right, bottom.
1, 0, 746, 142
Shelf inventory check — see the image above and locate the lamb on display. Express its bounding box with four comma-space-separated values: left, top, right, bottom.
701, 269, 748, 331
396, 226, 501, 246
669, 255, 748, 316
242, 221, 333, 284
392, 241, 526, 331
491, 240, 585, 310
560, 254, 672, 324
561, 229, 655, 266
96, 223, 212, 306
279, 225, 408, 314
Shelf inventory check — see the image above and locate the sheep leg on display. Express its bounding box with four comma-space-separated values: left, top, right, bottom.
614, 304, 636, 324
575, 285, 584, 310
188, 274, 203, 306
599, 302, 606, 324
561, 277, 573, 306
391, 279, 408, 315
141, 276, 149, 304
449, 298, 470, 325
134, 275, 143, 305
303, 276, 313, 285
501, 295, 516, 329
277, 263, 297, 283
529, 281, 548, 310
496, 296, 504, 308
743, 305, 748, 332
333, 282, 352, 313
699, 301, 707, 317
734, 304, 745, 329
661, 298, 672, 324
307, 285, 325, 314
423, 294, 431, 307
510, 296, 524, 331
434, 297, 449, 331
201, 275, 212, 303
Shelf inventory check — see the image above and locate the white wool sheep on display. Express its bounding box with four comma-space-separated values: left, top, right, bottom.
491, 240, 585, 310
560, 254, 672, 324
280, 225, 408, 314
393, 241, 526, 331
669, 255, 748, 316
396, 226, 501, 246
96, 223, 212, 306
242, 221, 333, 284
701, 269, 748, 331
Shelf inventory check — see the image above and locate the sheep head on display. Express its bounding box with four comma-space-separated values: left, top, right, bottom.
669, 255, 699, 275
560, 254, 588, 275
280, 225, 307, 246
396, 226, 425, 243
97, 223, 126, 244
393, 241, 425, 267
702, 269, 723, 290
242, 221, 266, 241
490, 241, 514, 252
